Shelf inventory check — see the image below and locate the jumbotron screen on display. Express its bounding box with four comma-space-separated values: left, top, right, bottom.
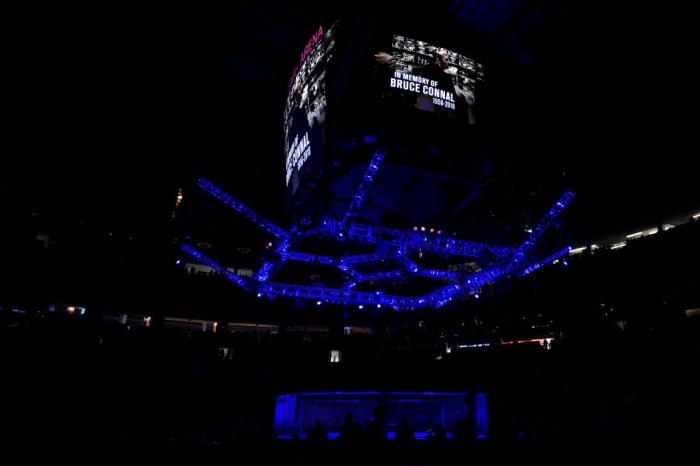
373, 35, 485, 124
283, 23, 337, 193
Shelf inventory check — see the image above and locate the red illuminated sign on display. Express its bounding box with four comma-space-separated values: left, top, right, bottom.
288, 25, 324, 89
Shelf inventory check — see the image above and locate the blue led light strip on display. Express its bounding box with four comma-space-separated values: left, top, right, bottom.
361, 269, 404, 281
338, 150, 385, 231
518, 190, 575, 254
397, 229, 514, 259
317, 218, 515, 259
286, 390, 469, 397
518, 246, 572, 277
340, 251, 399, 264
254, 261, 275, 282
402, 256, 463, 280
402, 256, 420, 273
197, 177, 290, 241
181, 244, 254, 290
418, 190, 576, 308
257, 282, 423, 309
422, 263, 509, 308
336, 264, 362, 282
285, 251, 337, 265
415, 268, 463, 280
283, 250, 399, 266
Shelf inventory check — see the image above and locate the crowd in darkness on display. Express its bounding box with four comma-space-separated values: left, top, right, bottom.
1, 304, 698, 463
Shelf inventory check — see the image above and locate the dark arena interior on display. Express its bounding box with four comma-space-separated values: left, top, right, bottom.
2, 1, 699, 463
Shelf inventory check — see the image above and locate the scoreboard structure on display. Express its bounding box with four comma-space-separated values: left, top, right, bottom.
181, 13, 574, 311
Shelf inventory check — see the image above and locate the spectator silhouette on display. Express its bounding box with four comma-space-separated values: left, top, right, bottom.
311, 420, 327, 444
360, 418, 385, 449
373, 400, 387, 435
395, 419, 415, 446
432, 425, 447, 446
340, 412, 361, 445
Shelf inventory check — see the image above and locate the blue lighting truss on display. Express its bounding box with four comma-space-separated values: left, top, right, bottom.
517, 246, 572, 277
185, 174, 574, 310
180, 244, 254, 291
316, 218, 516, 259
518, 190, 575, 254
197, 177, 290, 242
254, 261, 275, 282
338, 150, 385, 232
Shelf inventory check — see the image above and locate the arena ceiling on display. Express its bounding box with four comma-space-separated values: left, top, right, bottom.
2, 0, 698, 245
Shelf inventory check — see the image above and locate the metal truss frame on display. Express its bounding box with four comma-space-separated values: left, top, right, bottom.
182, 153, 574, 310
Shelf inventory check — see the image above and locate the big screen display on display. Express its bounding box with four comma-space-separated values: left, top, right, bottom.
373, 35, 485, 123
283, 23, 337, 193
